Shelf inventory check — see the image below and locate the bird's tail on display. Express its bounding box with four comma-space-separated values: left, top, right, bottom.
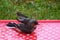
6, 22, 18, 28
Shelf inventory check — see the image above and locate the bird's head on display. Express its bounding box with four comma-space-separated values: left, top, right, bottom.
29, 19, 38, 27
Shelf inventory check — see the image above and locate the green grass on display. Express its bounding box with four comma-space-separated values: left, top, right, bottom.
0, 0, 60, 20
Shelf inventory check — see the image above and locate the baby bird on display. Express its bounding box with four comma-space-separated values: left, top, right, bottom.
7, 12, 38, 34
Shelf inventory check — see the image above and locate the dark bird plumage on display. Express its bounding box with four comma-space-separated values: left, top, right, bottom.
7, 12, 38, 34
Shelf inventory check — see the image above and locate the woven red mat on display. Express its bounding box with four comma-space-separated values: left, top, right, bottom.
0, 20, 60, 40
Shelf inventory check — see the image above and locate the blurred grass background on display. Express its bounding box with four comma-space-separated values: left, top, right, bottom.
0, 0, 60, 20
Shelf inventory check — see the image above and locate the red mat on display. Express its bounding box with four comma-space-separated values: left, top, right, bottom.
0, 20, 60, 40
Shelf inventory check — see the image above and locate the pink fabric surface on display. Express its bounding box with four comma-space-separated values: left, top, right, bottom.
0, 20, 60, 40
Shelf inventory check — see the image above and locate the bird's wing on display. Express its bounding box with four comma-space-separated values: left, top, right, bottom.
16, 12, 28, 18
16, 12, 30, 24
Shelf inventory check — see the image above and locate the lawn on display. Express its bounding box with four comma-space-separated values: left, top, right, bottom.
0, 0, 60, 20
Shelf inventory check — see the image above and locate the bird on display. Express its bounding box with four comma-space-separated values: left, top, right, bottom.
7, 12, 38, 34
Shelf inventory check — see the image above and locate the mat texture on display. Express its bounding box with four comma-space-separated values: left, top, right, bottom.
0, 20, 60, 40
